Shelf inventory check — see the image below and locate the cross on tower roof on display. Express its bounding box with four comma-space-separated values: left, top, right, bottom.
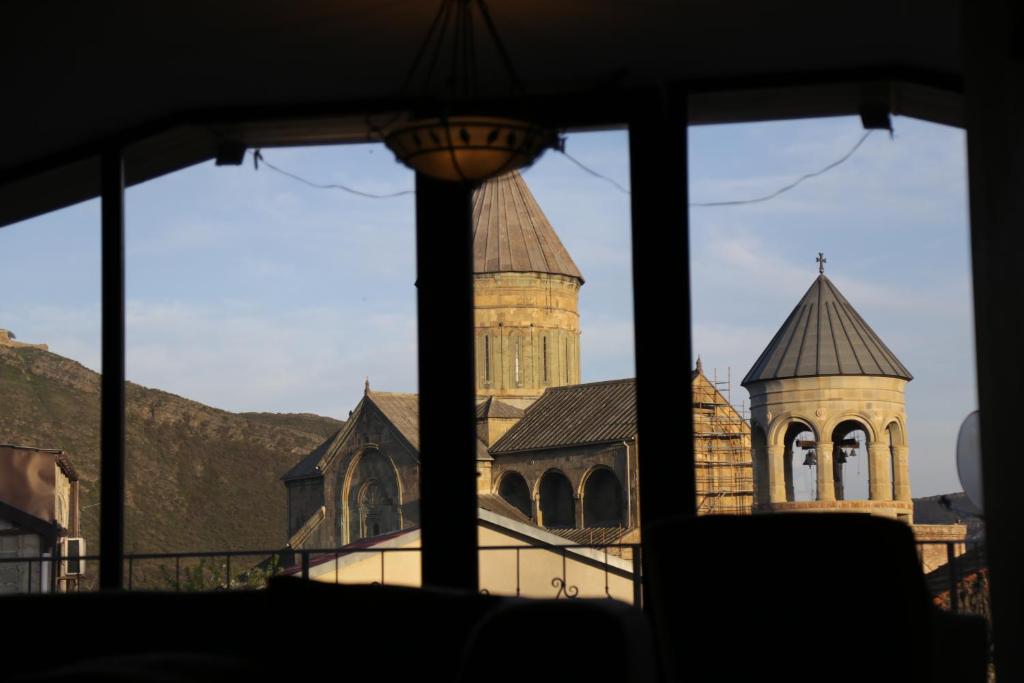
816, 252, 826, 274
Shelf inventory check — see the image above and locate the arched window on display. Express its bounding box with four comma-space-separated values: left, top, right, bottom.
831, 419, 870, 501
483, 335, 491, 384
784, 421, 816, 502
582, 468, 624, 527
542, 336, 549, 384
498, 471, 532, 519
539, 471, 575, 528
513, 336, 522, 386
564, 338, 570, 384
346, 449, 401, 542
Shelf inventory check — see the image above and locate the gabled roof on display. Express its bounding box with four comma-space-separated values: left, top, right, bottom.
490, 378, 636, 454
367, 391, 420, 451
475, 396, 525, 420
742, 274, 912, 385
476, 439, 493, 462
477, 494, 530, 524
282, 389, 419, 483
472, 171, 583, 282
281, 428, 343, 481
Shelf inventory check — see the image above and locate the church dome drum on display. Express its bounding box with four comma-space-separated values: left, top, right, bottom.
471, 171, 584, 409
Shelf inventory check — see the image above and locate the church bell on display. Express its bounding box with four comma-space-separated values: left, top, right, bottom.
802, 450, 817, 467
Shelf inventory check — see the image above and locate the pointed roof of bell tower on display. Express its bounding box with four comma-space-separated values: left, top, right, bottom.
472, 171, 583, 282
742, 265, 912, 386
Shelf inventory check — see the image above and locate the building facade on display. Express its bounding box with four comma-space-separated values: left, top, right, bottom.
0, 445, 81, 593
283, 171, 754, 552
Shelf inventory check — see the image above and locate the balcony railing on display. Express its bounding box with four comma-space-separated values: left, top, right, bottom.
0, 540, 988, 617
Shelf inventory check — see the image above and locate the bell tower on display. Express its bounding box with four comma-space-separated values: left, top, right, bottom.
743, 256, 914, 522
471, 171, 584, 409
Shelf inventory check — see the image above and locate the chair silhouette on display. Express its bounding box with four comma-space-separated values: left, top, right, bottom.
644, 514, 938, 683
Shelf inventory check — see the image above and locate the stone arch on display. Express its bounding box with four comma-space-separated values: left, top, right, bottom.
886, 418, 909, 503
830, 418, 872, 501
580, 467, 624, 527
538, 469, 575, 529
781, 419, 817, 502
751, 424, 770, 506
824, 414, 877, 445
496, 470, 533, 520
342, 447, 402, 543
885, 418, 907, 447
767, 413, 820, 447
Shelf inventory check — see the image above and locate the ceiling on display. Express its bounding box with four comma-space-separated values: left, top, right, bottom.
0, 0, 964, 227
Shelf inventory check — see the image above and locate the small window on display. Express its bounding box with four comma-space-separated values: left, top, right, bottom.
514, 337, 522, 386
565, 338, 570, 384
484, 336, 491, 384
543, 336, 549, 383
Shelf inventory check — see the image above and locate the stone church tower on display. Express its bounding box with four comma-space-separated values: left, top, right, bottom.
742, 257, 915, 522
472, 172, 584, 409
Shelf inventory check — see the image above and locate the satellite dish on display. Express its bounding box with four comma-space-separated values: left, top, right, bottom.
955, 411, 984, 512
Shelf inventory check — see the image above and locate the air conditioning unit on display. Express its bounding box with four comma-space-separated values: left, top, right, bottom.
60, 537, 86, 577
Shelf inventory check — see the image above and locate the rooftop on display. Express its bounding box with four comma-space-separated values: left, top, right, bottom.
742, 273, 912, 385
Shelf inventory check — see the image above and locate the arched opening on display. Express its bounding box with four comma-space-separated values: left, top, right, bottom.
582, 468, 624, 527
784, 421, 816, 502
346, 449, 401, 542
498, 471, 532, 520
831, 419, 871, 500
887, 421, 905, 501
752, 426, 770, 506
539, 470, 575, 528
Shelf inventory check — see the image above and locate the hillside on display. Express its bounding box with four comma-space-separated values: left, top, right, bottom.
238, 412, 342, 439
0, 344, 343, 555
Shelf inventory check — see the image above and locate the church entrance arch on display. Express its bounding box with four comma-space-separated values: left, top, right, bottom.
497, 471, 533, 520
581, 467, 623, 527
344, 448, 402, 542
538, 470, 575, 529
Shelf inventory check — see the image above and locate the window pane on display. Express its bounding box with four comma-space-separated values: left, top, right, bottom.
690, 115, 986, 622
476, 132, 640, 602
124, 145, 419, 589
0, 199, 100, 593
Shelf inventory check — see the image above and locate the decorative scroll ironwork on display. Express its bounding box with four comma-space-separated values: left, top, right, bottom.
551, 576, 579, 599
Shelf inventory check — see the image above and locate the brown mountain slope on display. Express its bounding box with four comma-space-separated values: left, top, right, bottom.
238, 412, 342, 439
0, 345, 343, 554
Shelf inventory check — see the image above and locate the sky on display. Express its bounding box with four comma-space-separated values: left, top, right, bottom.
0, 115, 975, 497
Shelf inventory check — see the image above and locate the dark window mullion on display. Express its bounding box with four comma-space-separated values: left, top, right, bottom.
99, 149, 126, 590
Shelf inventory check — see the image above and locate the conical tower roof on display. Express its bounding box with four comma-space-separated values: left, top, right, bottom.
472, 171, 583, 282
742, 273, 912, 385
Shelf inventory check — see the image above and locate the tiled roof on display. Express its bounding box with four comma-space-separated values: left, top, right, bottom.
472, 171, 583, 282
367, 391, 421, 451
281, 389, 418, 482
477, 493, 531, 524
281, 428, 342, 481
475, 396, 525, 420
477, 439, 493, 461
490, 378, 637, 454
742, 274, 912, 385
546, 526, 629, 546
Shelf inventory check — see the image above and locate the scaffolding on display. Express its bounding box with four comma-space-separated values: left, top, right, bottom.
692, 367, 755, 515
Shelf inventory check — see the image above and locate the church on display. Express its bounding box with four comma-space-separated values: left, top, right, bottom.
281, 170, 959, 565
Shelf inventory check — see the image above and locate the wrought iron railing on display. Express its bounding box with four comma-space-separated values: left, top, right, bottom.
0, 540, 987, 615
0, 543, 643, 602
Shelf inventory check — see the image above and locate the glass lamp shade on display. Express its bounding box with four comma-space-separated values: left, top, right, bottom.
384, 115, 558, 182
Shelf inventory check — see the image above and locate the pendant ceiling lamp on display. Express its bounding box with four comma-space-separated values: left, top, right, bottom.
383, 0, 559, 182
